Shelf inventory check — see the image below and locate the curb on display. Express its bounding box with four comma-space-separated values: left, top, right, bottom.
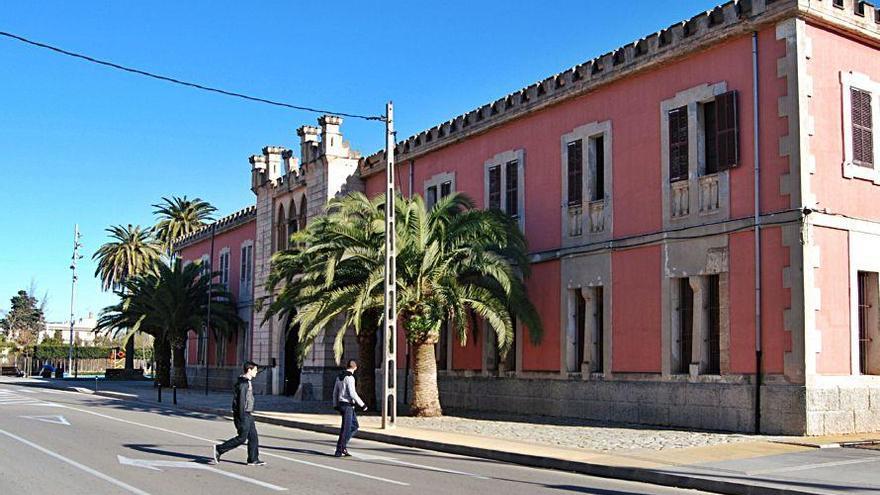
12, 379, 822, 495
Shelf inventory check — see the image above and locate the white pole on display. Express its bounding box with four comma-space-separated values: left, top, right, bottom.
381, 102, 398, 429
67, 224, 82, 376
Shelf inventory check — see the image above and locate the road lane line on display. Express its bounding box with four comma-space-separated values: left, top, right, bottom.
350, 452, 489, 479
117, 455, 288, 491
0, 426, 152, 495
57, 403, 409, 486
746, 455, 880, 475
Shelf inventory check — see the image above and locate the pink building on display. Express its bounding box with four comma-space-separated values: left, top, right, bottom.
182, 0, 880, 435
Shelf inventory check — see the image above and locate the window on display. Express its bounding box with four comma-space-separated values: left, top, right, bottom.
426, 185, 438, 208
298, 195, 308, 231
488, 165, 501, 210
852, 88, 874, 167
276, 206, 287, 251
575, 289, 586, 370
676, 278, 694, 374
218, 250, 230, 288
668, 106, 689, 182
591, 287, 604, 373
707, 274, 721, 375
239, 243, 253, 298
567, 140, 584, 205
199, 254, 211, 278
857, 271, 880, 375
842, 72, 880, 182
589, 136, 605, 202
440, 181, 452, 199
505, 160, 519, 218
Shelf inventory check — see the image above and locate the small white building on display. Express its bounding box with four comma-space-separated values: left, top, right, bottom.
41, 313, 97, 345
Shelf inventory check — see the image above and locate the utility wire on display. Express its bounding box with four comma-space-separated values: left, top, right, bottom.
0, 30, 385, 121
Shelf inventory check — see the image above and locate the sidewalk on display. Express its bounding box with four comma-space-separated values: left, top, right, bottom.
8, 376, 880, 495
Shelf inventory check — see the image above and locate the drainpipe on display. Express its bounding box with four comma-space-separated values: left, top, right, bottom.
408, 159, 414, 197
752, 31, 763, 434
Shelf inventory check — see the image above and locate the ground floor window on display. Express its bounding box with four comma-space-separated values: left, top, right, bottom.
676, 278, 694, 374
858, 271, 880, 375
707, 274, 721, 375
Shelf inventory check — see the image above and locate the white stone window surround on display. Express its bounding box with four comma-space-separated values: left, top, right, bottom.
841, 71, 880, 183
560, 120, 613, 247
423, 171, 456, 208
848, 231, 880, 377
199, 254, 211, 276
660, 82, 731, 229
482, 149, 526, 230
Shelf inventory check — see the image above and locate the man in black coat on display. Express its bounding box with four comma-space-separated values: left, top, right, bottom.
211, 361, 264, 466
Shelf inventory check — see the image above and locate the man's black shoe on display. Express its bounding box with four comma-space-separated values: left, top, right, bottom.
247, 460, 266, 466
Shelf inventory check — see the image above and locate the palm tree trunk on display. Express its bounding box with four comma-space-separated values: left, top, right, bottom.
124, 336, 135, 370
410, 341, 442, 417
356, 328, 378, 410
171, 342, 188, 389
155, 338, 171, 387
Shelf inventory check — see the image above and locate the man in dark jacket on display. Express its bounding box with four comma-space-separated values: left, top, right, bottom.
333, 359, 367, 457
211, 361, 264, 466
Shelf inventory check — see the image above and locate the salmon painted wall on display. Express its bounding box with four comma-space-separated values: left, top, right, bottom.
179, 220, 256, 366
814, 226, 852, 375
520, 261, 561, 372
728, 227, 790, 375
611, 245, 661, 373
362, 26, 792, 373
808, 23, 880, 220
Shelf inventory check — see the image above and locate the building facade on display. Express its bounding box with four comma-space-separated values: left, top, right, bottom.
179, 0, 880, 435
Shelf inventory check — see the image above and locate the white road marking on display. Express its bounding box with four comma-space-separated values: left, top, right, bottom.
117, 455, 287, 491
746, 455, 880, 475
0, 426, 152, 495
20, 414, 71, 426
57, 403, 410, 486
0, 390, 57, 407
350, 451, 489, 479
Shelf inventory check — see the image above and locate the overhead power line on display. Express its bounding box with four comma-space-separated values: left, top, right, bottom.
0, 30, 385, 121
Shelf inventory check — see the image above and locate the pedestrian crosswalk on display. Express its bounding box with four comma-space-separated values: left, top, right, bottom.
0, 389, 58, 407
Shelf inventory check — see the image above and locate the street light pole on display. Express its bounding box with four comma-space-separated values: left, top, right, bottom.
68, 224, 83, 377
381, 101, 398, 429
205, 222, 216, 395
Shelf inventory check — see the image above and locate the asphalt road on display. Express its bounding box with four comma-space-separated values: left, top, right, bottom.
0, 382, 716, 495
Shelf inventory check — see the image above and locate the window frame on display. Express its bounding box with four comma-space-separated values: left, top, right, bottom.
841, 71, 880, 183
424, 172, 455, 209
482, 150, 525, 229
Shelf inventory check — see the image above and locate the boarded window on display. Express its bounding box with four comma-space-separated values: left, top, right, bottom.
488, 165, 501, 210
590, 135, 605, 201
852, 87, 874, 167
505, 160, 519, 217
669, 106, 689, 182
567, 140, 583, 205
715, 90, 739, 170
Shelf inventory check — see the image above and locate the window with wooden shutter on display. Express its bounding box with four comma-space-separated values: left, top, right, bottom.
852, 87, 874, 167
669, 106, 689, 182
488, 165, 501, 210
704, 101, 719, 174
567, 140, 583, 205
440, 181, 452, 199
590, 135, 605, 201
426, 185, 437, 208
715, 90, 739, 170
505, 160, 518, 218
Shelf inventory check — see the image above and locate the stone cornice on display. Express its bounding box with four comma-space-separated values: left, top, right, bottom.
359, 0, 878, 178
174, 205, 257, 250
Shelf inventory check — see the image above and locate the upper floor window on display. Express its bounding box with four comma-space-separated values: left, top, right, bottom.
483, 150, 525, 227
841, 71, 880, 183
667, 90, 738, 183
218, 249, 230, 289
424, 172, 455, 209
561, 121, 611, 240
199, 254, 211, 278
240, 242, 253, 299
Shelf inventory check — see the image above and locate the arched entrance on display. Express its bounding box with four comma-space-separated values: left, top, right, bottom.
282, 320, 301, 396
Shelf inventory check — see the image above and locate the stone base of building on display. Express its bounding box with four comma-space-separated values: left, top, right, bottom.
295, 366, 343, 401
805, 382, 880, 435
185, 365, 240, 392
415, 373, 816, 435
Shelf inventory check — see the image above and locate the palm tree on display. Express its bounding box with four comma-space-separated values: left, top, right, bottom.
267, 192, 542, 416
266, 193, 385, 408
92, 225, 162, 370
96, 261, 242, 388
152, 196, 216, 255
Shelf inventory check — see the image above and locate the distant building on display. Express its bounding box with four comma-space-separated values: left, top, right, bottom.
41, 313, 97, 345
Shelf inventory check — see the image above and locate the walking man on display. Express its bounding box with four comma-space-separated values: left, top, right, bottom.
211, 361, 265, 466
333, 359, 367, 457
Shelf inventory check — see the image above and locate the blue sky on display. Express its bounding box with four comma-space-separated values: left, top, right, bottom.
0, 0, 721, 321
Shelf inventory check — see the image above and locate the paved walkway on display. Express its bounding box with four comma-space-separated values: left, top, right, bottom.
10, 376, 880, 495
